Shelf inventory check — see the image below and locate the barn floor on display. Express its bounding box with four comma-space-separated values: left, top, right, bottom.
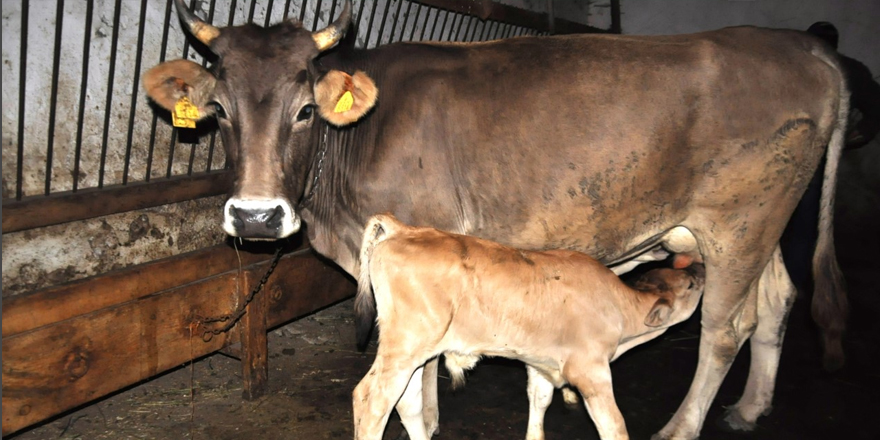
10, 144, 880, 440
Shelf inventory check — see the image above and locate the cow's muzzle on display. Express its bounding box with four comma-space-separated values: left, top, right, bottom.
223, 198, 300, 239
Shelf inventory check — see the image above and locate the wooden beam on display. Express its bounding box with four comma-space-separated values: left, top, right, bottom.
1, 249, 352, 436
239, 270, 269, 400
1, 273, 239, 436
1, 243, 288, 337
2, 171, 231, 234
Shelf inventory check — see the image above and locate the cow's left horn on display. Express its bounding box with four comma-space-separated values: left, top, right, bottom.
312, 1, 351, 51
174, 0, 220, 46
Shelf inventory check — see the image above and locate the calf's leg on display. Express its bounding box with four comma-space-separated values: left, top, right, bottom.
525, 365, 555, 440
566, 359, 628, 440
723, 246, 796, 430
421, 357, 440, 436
353, 350, 425, 440
396, 365, 431, 440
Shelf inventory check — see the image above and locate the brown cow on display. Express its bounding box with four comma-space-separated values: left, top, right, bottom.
352, 214, 705, 440
144, 2, 848, 437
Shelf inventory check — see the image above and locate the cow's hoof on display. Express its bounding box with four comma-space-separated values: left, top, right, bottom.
719, 409, 757, 432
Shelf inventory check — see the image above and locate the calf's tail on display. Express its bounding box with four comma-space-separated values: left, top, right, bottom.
811, 51, 850, 371
355, 214, 396, 349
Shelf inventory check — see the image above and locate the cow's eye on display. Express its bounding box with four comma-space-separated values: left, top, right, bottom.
211, 102, 227, 119
297, 104, 315, 122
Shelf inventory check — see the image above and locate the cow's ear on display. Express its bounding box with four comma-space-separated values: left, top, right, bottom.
645, 298, 673, 327
315, 70, 378, 126
143, 59, 217, 119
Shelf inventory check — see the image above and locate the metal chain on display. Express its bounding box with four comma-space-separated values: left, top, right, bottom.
197, 245, 285, 342
301, 123, 329, 206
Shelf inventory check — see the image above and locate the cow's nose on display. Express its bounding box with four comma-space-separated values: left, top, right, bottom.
228, 204, 285, 238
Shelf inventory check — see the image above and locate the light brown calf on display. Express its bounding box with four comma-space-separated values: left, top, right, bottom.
352, 214, 705, 440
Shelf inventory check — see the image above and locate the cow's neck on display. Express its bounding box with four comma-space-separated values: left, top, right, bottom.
299, 120, 374, 276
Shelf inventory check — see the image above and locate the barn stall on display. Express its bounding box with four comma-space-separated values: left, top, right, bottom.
3, 0, 880, 439
1, 0, 609, 436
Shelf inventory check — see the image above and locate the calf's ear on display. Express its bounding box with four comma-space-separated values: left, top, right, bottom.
314, 70, 378, 126
143, 59, 217, 119
645, 298, 673, 327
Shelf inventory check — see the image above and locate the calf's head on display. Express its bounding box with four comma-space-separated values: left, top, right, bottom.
143, 0, 377, 240
635, 264, 705, 328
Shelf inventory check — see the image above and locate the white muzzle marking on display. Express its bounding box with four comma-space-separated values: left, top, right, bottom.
223, 197, 301, 238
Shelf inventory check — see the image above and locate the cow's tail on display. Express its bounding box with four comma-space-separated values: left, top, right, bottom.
811, 51, 850, 371
355, 214, 398, 349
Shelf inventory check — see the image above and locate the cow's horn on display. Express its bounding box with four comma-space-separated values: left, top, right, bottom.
312, 1, 351, 52
174, 0, 220, 46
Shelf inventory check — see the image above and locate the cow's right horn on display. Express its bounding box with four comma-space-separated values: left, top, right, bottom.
312, 1, 351, 51
174, 0, 220, 46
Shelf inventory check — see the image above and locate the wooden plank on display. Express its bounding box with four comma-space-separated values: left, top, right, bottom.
265, 255, 356, 329
1, 273, 240, 436
2, 171, 231, 233
239, 270, 269, 400
1, 243, 287, 337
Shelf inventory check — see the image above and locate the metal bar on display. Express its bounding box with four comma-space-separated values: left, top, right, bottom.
283, 0, 293, 20
431, 10, 447, 41
44, 0, 65, 195
444, 12, 458, 41
248, 0, 258, 23
395, 0, 411, 42
123, 0, 149, 185
364, 0, 379, 48
479, 19, 492, 41
328, 0, 338, 30
264, 0, 275, 27
98, 0, 122, 188
73, 0, 94, 192
375, 0, 392, 46
167, 0, 199, 179
15, 0, 28, 200
355, 0, 368, 39
311, 0, 322, 31
420, 6, 435, 41
146, 0, 175, 182
299, 0, 308, 25
2, 172, 232, 234
204, 0, 219, 172
453, 14, 466, 41
389, 0, 404, 43
408, 3, 422, 41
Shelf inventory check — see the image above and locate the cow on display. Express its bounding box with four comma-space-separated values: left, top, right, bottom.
352, 214, 707, 440
143, 1, 849, 438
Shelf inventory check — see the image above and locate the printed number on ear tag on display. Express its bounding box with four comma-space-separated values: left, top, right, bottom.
172, 96, 200, 128
334, 90, 354, 113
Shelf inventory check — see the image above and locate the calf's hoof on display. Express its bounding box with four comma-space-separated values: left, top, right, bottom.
719, 409, 757, 432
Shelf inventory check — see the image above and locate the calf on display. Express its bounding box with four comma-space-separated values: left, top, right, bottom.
352, 214, 705, 440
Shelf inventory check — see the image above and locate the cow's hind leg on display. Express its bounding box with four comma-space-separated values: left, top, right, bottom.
653, 239, 763, 440
525, 365, 555, 440
722, 245, 796, 431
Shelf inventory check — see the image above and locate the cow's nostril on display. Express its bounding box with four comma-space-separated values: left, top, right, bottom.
229, 206, 245, 229
265, 205, 284, 230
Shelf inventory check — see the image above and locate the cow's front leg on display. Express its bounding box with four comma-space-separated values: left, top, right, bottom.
525, 365, 555, 440
723, 246, 796, 431
652, 253, 760, 440
353, 353, 422, 440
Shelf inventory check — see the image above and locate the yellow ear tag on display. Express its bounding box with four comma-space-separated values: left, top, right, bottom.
172, 96, 200, 128
334, 90, 354, 113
